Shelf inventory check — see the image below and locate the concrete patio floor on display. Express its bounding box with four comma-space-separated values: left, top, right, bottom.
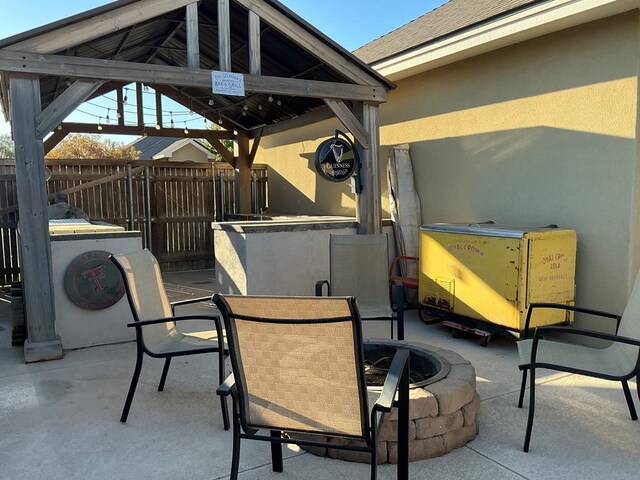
1, 273, 640, 479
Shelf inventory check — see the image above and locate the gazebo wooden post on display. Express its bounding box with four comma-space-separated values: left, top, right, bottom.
234, 131, 252, 213
355, 102, 382, 234
9, 74, 62, 362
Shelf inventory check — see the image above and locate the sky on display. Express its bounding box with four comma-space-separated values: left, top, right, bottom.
0, 0, 446, 140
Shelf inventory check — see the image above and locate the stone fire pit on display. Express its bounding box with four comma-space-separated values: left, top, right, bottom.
299, 340, 479, 464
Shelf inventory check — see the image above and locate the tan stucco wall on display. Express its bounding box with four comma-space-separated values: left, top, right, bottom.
257, 12, 640, 313
161, 143, 210, 162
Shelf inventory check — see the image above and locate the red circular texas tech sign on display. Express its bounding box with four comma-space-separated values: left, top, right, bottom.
64, 250, 125, 310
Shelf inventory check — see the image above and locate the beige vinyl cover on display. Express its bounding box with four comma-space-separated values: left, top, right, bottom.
222, 295, 368, 437
518, 269, 640, 377
329, 235, 393, 319
112, 249, 221, 354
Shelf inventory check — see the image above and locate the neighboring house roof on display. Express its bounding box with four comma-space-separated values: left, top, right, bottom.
354, 0, 542, 64
129, 136, 214, 160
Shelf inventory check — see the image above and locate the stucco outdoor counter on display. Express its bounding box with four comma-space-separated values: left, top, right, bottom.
212, 216, 358, 296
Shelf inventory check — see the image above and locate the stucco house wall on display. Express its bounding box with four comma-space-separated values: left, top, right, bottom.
256, 11, 640, 316
162, 142, 210, 162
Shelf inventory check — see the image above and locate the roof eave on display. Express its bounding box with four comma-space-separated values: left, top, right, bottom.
370, 0, 640, 81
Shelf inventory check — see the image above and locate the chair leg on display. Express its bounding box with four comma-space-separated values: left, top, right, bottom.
523, 366, 536, 452
218, 349, 230, 431
370, 424, 377, 480
121, 348, 144, 423
396, 285, 405, 341
518, 369, 528, 408
230, 410, 241, 480
622, 380, 638, 421
158, 357, 171, 392
270, 430, 284, 473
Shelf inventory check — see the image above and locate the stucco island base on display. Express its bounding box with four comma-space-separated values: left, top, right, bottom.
296, 342, 479, 463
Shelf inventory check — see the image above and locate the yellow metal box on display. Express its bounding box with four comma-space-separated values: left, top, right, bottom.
419, 223, 577, 335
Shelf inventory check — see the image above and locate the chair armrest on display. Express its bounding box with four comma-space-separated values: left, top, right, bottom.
127, 314, 221, 328
529, 325, 640, 366
217, 373, 236, 397
388, 256, 418, 278
373, 349, 410, 413
523, 303, 621, 339
315, 280, 330, 296
170, 296, 213, 315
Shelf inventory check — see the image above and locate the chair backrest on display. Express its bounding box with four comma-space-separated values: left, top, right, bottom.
612, 268, 640, 368
329, 234, 390, 316
110, 249, 176, 352
214, 295, 371, 440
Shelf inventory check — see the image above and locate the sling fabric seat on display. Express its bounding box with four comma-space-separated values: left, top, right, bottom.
517, 269, 640, 452
111, 249, 229, 429
214, 294, 410, 480
316, 234, 405, 340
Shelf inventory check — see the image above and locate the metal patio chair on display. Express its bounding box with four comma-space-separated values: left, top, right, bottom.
110, 249, 229, 430
316, 234, 405, 340
517, 271, 640, 452
213, 294, 410, 480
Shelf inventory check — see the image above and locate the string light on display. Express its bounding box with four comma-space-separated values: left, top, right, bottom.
276, 98, 282, 106
105, 109, 111, 124
97, 117, 103, 131
218, 115, 223, 125
122, 90, 128, 106
258, 104, 263, 111
183, 122, 189, 135
155, 123, 161, 130
208, 98, 214, 106
268, 95, 273, 103
170, 112, 175, 129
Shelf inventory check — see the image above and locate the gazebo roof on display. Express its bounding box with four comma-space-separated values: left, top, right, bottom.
0, 0, 394, 135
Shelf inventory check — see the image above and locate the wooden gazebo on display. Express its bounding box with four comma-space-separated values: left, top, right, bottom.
0, 0, 393, 361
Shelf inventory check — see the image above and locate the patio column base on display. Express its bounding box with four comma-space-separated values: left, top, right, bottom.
24, 336, 63, 363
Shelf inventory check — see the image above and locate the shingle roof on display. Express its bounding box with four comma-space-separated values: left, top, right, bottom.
354, 0, 544, 64
129, 136, 181, 160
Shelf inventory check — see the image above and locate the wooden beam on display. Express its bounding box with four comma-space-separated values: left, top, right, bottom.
218, 0, 231, 71
234, 0, 384, 87
323, 98, 369, 149
155, 90, 163, 128
43, 129, 68, 155
8, 74, 60, 360
248, 128, 262, 166
116, 86, 125, 126
57, 122, 235, 139
136, 82, 144, 126
252, 106, 334, 138
248, 11, 261, 76
34, 80, 103, 138
0, 50, 388, 102
186, 2, 200, 69
3, 0, 196, 54
235, 131, 251, 213
208, 137, 235, 166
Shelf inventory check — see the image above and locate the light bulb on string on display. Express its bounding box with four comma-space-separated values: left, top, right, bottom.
97, 117, 103, 131
218, 115, 223, 125
123, 90, 128, 106
105, 109, 111, 124
170, 112, 175, 129
155, 123, 161, 130
233, 129, 238, 136
268, 95, 274, 103
184, 122, 189, 135
143, 84, 149, 92
276, 98, 282, 106
258, 104, 263, 111
208, 98, 214, 106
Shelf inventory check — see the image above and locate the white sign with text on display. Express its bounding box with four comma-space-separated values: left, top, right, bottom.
211, 71, 245, 97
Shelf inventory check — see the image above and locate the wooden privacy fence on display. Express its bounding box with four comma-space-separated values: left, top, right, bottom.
0, 158, 268, 284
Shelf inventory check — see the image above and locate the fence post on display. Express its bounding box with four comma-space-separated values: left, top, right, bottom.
143, 166, 152, 252
126, 163, 134, 231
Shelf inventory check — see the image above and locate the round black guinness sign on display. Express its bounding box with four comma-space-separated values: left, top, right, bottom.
314, 137, 358, 183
